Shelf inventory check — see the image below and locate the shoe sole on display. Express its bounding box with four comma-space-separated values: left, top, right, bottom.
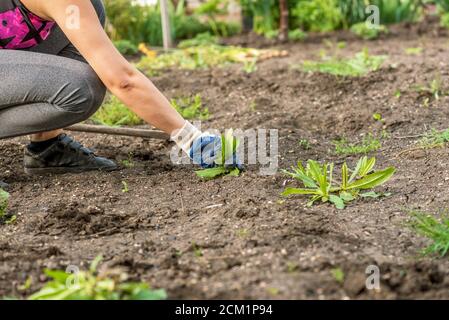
24, 165, 118, 175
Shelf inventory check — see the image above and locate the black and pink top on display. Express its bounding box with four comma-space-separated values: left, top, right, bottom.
0, 0, 54, 49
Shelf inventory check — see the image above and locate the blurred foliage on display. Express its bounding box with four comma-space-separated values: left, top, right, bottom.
350, 22, 388, 39
104, 0, 239, 47
137, 43, 287, 75
113, 40, 139, 55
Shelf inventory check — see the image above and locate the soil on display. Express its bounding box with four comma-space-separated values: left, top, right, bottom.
2, 19, 449, 299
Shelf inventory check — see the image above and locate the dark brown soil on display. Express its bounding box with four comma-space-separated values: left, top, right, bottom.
3, 20, 449, 299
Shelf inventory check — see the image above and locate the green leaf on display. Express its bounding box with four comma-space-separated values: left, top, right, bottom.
329, 195, 345, 209
227, 167, 240, 177
359, 157, 376, 177
281, 187, 320, 197
346, 167, 395, 190
340, 191, 355, 202
341, 162, 348, 190
195, 167, 227, 179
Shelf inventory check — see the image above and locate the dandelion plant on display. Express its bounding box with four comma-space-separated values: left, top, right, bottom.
282, 156, 395, 209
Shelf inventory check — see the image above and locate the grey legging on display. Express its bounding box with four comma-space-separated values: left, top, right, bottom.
0, 0, 106, 139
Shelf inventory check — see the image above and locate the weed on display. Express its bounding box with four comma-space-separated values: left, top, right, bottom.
300, 48, 386, 77
373, 113, 383, 122
171, 94, 209, 120
0, 188, 15, 225
236, 228, 249, 238
408, 210, 449, 257
121, 181, 129, 193
418, 128, 449, 149
282, 156, 395, 209
192, 242, 203, 257
91, 96, 142, 127
350, 22, 388, 40
331, 267, 345, 284
394, 89, 402, 98
249, 101, 257, 112
121, 153, 135, 169
286, 262, 298, 273
266, 287, 279, 296
405, 47, 423, 55
298, 139, 311, 150
333, 132, 385, 156
242, 59, 258, 74
195, 129, 241, 180
413, 74, 448, 102
28, 256, 167, 300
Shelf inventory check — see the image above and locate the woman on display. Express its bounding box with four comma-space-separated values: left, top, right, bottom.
0, 0, 238, 187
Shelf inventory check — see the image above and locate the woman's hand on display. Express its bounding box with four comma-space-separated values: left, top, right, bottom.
39, 0, 185, 135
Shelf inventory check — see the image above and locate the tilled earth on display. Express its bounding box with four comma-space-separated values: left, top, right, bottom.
2, 20, 449, 299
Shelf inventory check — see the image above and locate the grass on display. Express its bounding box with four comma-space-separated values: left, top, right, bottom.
298, 139, 311, 150
28, 256, 167, 300
91, 96, 142, 127
408, 211, 449, 257
171, 94, 209, 120
418, 128, 449, 149
333, 132, 386, 156
282, 156, 395, 209
300, 48, 386, 77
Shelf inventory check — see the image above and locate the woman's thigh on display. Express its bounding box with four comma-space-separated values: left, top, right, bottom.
0, 49, 104, 113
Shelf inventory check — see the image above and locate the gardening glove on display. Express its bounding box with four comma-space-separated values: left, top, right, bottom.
171, 121, 243, 169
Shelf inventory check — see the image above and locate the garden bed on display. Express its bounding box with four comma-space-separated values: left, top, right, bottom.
2, 21, 449, 299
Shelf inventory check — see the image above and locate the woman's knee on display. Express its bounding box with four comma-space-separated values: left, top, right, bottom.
52, 64, 106, 122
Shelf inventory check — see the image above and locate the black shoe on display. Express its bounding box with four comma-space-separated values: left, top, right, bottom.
0, 180, 8, 190
24, 134, 117, 175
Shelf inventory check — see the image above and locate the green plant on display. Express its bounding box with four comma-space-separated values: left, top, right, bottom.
413, 75, 448, 101
195, 130, 241, 180
121, 181, 129, 193
405, 47, 423, 55
350, 22, 388, 40
240, 0, 279, 36
113, 40, 138, 55
91, 96, 142, 127
299, 139, 311, 150
0, 188, 15, 224
171, 94, 209, 120
28, 256, 167, 300
292, 0, 343, 32
408, 210, 449, 257
418, 128, 449, 148
288, 28, 307, 41
282, 156, 395, 209
300, 48, 386, 77
338, 0, 422, 27
331, 267, 345, 284
333, 133, 384, 156
121, 153, 135, 169
242, 59, 258, 74
178, 32, 218, 49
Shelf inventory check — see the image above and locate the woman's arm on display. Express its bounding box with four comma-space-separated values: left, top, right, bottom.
37, 0, 186, 134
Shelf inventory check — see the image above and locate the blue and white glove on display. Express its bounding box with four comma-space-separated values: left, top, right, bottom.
171, 121, 242, 169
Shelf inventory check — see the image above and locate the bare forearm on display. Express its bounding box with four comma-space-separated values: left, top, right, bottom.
109, 70, 185, 134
